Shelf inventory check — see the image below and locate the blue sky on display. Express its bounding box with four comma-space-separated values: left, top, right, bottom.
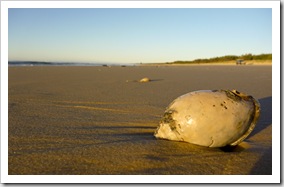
8, 8, 272, 64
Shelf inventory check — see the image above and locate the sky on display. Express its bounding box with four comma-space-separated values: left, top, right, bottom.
8, 8, 272, 64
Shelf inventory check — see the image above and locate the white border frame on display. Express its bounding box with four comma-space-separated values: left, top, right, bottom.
1, 1, 280, 184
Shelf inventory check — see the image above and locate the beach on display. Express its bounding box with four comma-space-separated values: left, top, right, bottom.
8, 64, 272, 175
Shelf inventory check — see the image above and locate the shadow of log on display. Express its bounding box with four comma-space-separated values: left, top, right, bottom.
220, 145, 246, 152
150, 79, 163, 82
249, 147, 272, 175
239, 96, 272, 174
249, 96, 272, 138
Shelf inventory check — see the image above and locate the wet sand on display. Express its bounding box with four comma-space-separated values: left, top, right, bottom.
8, 65, 272, 175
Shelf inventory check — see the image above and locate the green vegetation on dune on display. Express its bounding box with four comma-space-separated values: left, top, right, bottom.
172, 53, 272, 64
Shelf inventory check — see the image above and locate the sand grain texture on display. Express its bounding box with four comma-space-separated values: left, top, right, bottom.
8, 65, 272, 175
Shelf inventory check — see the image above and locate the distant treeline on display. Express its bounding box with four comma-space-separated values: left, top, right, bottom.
172, 53, 272, 64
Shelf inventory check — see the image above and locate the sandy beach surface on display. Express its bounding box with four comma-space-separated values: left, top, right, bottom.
8, 65, 272, 175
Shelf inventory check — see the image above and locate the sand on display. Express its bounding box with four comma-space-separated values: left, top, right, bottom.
8, 65, 272, 175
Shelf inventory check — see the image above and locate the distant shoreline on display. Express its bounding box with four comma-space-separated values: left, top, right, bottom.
8, 59, 272, 67
139, 60, 272, 66
8, 61, 135, 67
